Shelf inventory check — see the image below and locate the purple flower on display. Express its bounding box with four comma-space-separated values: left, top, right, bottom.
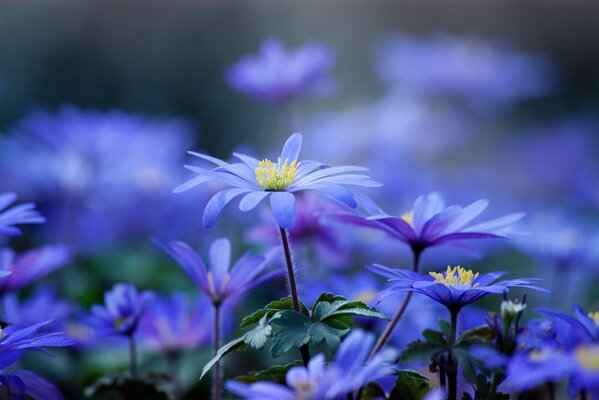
0, 245, 71, 295
328, 192, 524, 253
0, 193, 45, 237
175, 133, 380, 228
137, 292, 213, 353
225, 329, 397, 399
536, 305, 599, 349
368, 264, 548, 311
88, 284, 154, 336
2, 286, 73, 331
226, 38, 336, 105
157, 238, 280, 304
0, 322, 75, 400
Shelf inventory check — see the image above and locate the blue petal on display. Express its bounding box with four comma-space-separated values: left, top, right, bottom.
173, 174, 212, 193
209, 238, 232, 289
239, 191, 270, 212
298, 182, 356, 208
11, 369, 63, 400
203, 188, 251, 228
279, 133, 303, 163
269, 192, 296, 228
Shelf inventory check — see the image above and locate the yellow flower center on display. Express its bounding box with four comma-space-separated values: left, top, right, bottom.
576, 345, 599, 371
588, 311, 599, 326
354, 290, 378, 304
113, 317, 127, 328
290, 380, 316, 399
529, 348, 552, 362
429, 265, 479, 288
401, 210, 414, 226
255, 158, 300, 191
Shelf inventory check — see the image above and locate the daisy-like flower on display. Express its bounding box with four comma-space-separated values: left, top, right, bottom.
0, 193, 45, 237
328, 192, 524, 254
369, 264, 548, 312
225, 330, 397, 400
225, 38, 336, 105
156, 238, 280, 305
174, 133, 380, 228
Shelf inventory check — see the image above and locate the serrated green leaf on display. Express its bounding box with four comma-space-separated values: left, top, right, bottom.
362, 381, 388, 400
307, 322, 349, 352
389, 370, 430, 400
270, 310, 311, 358
438, 319, 452, 338
240, 297, 309, 328
457, 325, 495, 346
454, 348, 477, 383
234, 362, 303, 384
243, 314, 272, 349
324, 307, 388, 321
311, 292, 347, 315
422, 329, 447, 347
200, 337, 246, 380
400, 340, 444, 364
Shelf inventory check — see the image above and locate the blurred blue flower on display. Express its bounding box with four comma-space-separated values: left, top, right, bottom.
2, 286, 73, 331
138, 292, 213, 353
0, 245, 71, 295
0, 105, 199, 249
88, 284, 154, 336
225, 329, 397, 399
0, 193, 45, 237
374, 32, 555, 106
226, 38, 336, 105
536, 305, 599, 349
0, 321, 75, 400
328, 192, 524, 253
369, 264, 548, 311
157, 238, 280, 305
175, 133, 380, 228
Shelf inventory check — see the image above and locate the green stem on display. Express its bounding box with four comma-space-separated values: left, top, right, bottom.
447, 308, 459, 400
279, 227, 311, 366
212, 303, 221, 400
128, 334, 137, 379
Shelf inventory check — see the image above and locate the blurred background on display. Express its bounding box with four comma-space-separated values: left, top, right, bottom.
1, 2, 598, 399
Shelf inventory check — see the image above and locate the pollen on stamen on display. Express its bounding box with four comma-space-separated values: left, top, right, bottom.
401, 210, 414, 226
588, 311, 599, 326
429, 265, 480, 288
255, 157, 300, 191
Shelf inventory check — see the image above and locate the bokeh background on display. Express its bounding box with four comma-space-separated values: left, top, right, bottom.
1, 2, 599, 399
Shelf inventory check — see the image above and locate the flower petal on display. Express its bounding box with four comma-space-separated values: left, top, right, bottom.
279, 133, 303, 163
209, 238, 232, 289
239, 191, 270, 212
269, 192, 296, 228
203, 188, 252, 228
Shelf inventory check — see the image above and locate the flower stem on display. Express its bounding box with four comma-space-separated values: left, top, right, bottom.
279, 227, 311, 366
213, 302, 222, 400
167, 351, 182, 399
128, 334, 138, 379
367, 247, 422, 359
447, 308, 459, 400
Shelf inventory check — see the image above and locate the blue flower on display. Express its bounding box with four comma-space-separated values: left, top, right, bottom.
0, 245, 71, 295
0, 322, 75, 400
226, 38, 336, 105
368, 264, 548, 311
157, 238, 281, 304
328, 192, 524, 252
225, 329, 397, 399
137, 292, 213, 353
88, 284, 154, 336
0, 193, 45, 237
175, 133, 380, 228
2, 286, 73, 331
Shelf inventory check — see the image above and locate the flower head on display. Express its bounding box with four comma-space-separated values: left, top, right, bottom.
226, 38, 336, 105
0, 245, 71, 295
2, 286, 74, 331
157, 238, 281, 304
226, 330, 397, 399
328, 192, 524, 252
175, 133, 380, 228
368, 264, 548, 311
138, 292, 214, 353
88, 284, 154, 336
0, 193, 45, 237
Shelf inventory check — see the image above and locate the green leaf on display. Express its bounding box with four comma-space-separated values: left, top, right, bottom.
389, 370, 430, 400
307, 322, 349, 352
422, 329, 447, 348
313, 298, 387, 322
471, 374, 510, 400
324, 307, 388, 321
270, 310, 311, 358
240, 297, 309, 328
243, 314, 272, 349
438, 319, 452, 338
362, 381, 388, 400
454, 348, 477, 383
234, 362, 303, 384
200, 337, 246, 380
400, 340, 444, 364
311, 292, 346, 315
457, 325, 495, 347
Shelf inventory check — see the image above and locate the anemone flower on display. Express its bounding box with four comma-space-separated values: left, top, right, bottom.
2, 286, 73, 331
0, 193, 45, 237
225, 329, 397, 400
225, 38, 336, 105
88, 283, 154, 379
369, 264, 547, 400
0, 321, 75, 400
0, 245, 71, 295
174, 133, 379, 229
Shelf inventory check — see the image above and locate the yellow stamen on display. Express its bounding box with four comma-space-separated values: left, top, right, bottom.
255, 157, 300, 191
588, 311, 599, 326
401, 210, 414, 226
576, 345, 599, 371
429, 265, 479, 288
